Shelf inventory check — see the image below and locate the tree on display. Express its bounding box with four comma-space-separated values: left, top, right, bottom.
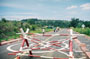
22, 18, 38, 24
1, 18, 7, 22
70, 18, 80, 28
84, 21, 90, 27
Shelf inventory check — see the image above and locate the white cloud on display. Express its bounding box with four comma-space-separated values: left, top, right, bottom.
0, 16, 42, 20
66, 5, 77, 10
80, 3, 90, 10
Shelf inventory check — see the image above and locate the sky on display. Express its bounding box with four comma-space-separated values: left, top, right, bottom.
0, 0, 90, 21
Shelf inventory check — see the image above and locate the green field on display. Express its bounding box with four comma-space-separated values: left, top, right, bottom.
73, 28, 90, 36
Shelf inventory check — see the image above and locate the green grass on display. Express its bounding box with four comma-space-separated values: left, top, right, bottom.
0, 34, 20, 42
30, 28, 53, 33
30, 29, 42, 33
45, 28, 53, 32
0, 28, 53, 42
73, 28, 90, 36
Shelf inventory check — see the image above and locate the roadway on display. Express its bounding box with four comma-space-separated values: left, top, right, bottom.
0, 29, 90, 59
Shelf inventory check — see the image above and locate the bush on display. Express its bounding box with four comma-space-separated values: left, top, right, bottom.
73, 28, 90, 36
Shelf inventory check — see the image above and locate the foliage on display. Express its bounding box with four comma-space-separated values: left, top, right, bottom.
73, 28, 90, 36
0, 18, 90, 41
70, 18, 80, 28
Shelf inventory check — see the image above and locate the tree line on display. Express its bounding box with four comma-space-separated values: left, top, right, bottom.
0, 18, 90, 41
22, 18, 90, 28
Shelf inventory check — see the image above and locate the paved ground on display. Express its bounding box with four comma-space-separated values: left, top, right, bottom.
0, 29, 90, 59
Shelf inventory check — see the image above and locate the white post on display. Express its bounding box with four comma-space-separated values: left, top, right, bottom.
69, 29, 74, 58
26, 28, 29, 33
20, 28, 28, 39
82, 24, 85, 29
